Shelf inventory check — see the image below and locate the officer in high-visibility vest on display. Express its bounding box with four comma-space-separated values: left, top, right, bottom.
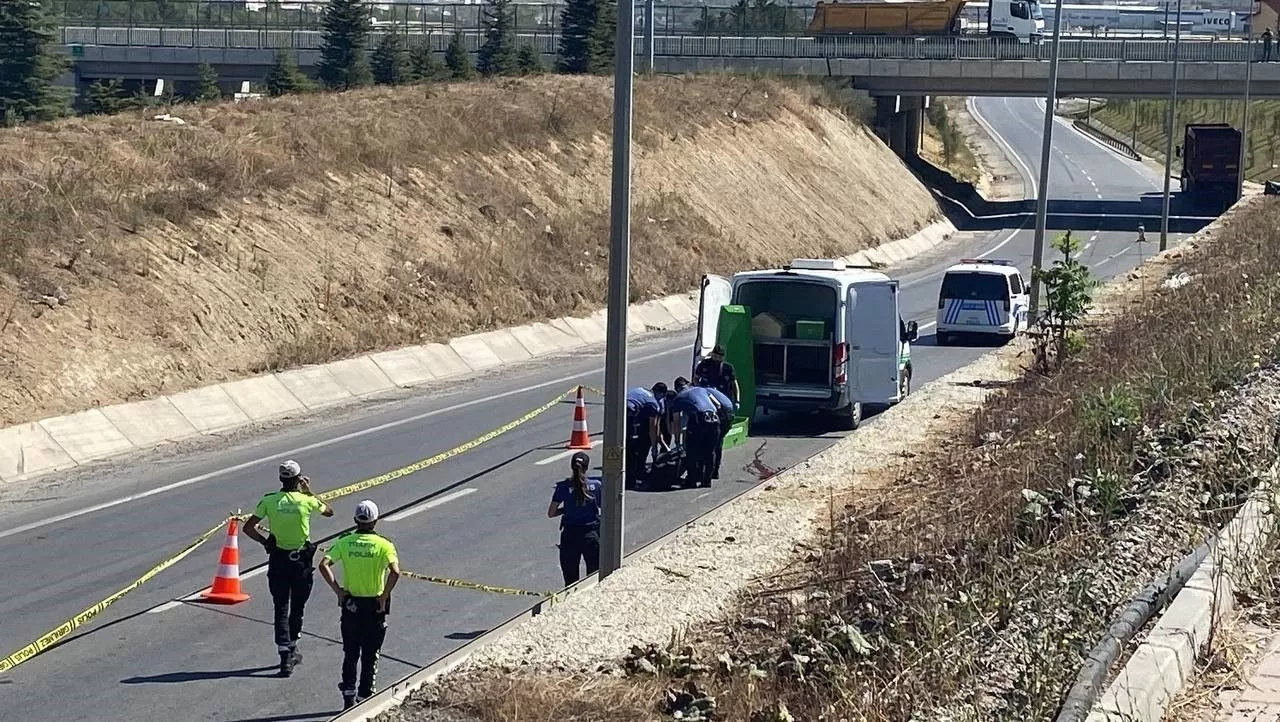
319, 500, 401, 711
242, 460, 334, 677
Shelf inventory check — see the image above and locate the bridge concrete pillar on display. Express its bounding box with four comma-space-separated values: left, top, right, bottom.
874, 95, 925, 162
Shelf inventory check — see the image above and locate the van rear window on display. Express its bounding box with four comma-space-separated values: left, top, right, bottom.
940, 272, 1010, 301
735, 280, 837, 339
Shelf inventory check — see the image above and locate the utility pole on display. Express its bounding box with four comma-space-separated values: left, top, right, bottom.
1028, 0, 1068, 323
1238, 14, 1254, 200
645, 0, 656, 73
1159, 0, 1183, 252
599, 0, 637, 581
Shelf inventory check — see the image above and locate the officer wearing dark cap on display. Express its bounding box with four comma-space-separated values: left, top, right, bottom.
694, 345, 739, 405
546, 451, 603, 586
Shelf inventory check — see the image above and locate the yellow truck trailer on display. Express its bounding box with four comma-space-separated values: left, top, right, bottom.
806, 0, 1044, 42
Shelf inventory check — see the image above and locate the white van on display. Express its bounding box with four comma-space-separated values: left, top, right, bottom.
934, 258, 1029, 345
694, 258, 918, 431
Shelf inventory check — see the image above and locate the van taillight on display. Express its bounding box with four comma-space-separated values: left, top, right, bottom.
834, 342, 848, 385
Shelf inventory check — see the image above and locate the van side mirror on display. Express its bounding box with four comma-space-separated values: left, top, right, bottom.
905, 321, 919, 342
1175, 145, 1182, 158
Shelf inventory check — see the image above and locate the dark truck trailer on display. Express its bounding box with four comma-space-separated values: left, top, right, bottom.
1177, 123, 1242, 207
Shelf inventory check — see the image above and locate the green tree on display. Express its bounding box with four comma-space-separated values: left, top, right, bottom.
410, 41, 449, 82
81, 78, 132, 115
317, 0, 373, 90
1031, 230, 1099, 373
556, 0, 596, 73
477, 0, 519, 77
587, 0, 617, 73
192, 62, 222, 102
0, 0, 72, 126
371, 31, 411, 85
516, 44, 544, 75
694, 0, 804, 34
444, 32, 476, 79
264, 49, 316, 96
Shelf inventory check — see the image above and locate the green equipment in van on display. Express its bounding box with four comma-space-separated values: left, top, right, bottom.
714, 304, 754, 450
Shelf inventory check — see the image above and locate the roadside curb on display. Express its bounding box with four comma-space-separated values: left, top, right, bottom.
1086, 468, 1280, 722
0, 219, 957, 485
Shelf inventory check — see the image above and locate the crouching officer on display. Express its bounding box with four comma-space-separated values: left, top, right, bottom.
319, 500, 401, 711
625, 383, 666, 489
242, 460, 334, 677
671, 378, 731, 488
547, 451, 603, 586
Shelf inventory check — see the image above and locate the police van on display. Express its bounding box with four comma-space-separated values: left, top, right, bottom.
934, 258, 1029, 345
694, 258, 917, 431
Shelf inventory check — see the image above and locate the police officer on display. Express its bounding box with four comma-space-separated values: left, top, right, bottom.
547, 451, 603, 586
319, 500, 401, 711
694, 345, 740, 404
242, 460, 334, 677
625, 383, 667, 489
671, 378, 732, 488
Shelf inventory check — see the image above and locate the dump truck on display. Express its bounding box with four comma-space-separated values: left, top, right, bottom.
807, 0, 1044, 42
1176, 123, 1242, 207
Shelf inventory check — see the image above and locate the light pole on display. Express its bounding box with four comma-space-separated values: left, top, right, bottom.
1237, 10, 1254, 200
1028, 0, 1068, 323
644, 0, 656, 73
1158, 0, 1183, 252
599, 0, 637, 581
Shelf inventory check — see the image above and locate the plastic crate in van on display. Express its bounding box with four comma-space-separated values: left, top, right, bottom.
794, 320, 826, 340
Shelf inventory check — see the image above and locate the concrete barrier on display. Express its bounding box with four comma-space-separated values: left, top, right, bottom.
0, 218, 957, 485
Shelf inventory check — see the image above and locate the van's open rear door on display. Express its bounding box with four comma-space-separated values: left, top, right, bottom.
693, 274, 732, 375
846, 280, 902, 405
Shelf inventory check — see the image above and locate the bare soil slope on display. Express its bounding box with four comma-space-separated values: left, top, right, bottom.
0, 75, 940, 426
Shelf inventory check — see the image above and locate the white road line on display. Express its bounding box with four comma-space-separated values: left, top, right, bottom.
535, 441, 602, 466
384, 487, 477, 522
0, 345, 689, 541
147, 600, 186, 614
970, 97, 1039, 198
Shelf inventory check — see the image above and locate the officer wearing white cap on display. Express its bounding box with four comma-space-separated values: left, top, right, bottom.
242, 459, 334, 677
319, 500, 401, 711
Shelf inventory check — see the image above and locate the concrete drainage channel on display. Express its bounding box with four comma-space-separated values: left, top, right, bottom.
1059, 462, 1280, 722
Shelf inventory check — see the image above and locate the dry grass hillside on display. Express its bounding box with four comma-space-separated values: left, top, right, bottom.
0, 75, 940, 426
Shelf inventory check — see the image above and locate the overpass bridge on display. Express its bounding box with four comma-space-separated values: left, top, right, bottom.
61, 27, 1280, 101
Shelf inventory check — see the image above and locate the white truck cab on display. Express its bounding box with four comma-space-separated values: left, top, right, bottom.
934, 258, 1029, 345
989, 0, 1046, 42
694, 258, 918, 431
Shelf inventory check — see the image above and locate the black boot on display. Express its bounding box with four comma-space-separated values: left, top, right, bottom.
278, 651, 293, 677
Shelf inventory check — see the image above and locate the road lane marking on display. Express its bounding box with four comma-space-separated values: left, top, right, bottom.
0, 345, 689, 541
535, 441, 602, 466
384, 487, 477, 522
148, 600, 185, 614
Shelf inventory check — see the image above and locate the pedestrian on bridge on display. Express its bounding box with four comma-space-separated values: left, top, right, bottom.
1264, 28, 1274, 62
242, 460, 334, 677
319, 500, 401, 711
547, 451, 602, 586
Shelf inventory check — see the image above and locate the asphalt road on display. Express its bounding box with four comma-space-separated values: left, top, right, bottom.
0, 97, 1210, 722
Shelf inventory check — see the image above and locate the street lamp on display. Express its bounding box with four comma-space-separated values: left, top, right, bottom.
1158, 0, 1183, 252
599, 0, 637, 581
1028, 0, 1069, 323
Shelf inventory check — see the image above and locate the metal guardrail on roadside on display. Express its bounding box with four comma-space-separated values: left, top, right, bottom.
1071, 119, 1143, 161
58, 26, 1259, 63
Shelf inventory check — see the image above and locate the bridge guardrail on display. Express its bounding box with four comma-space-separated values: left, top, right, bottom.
60, 27, 1260, 63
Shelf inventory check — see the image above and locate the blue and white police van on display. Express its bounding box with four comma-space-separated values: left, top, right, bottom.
934, 258, 1029, 345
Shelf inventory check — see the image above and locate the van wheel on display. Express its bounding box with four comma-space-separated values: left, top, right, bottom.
834, 401, 862, 431
937, 332, 951, 346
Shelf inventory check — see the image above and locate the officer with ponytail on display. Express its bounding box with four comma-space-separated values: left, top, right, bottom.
547, 451, 603, 586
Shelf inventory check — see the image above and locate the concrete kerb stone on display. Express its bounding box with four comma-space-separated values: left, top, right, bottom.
369, 348, 437, 388
167, 385, 253, 434
275, 366, 354, 410
1087, 469, 1280, 722
326, 356, 396, 398
101, 397, 199, 448
37, 409, 134, 464
449, 334, 505, 372
219, 374, 306, 422
0, 218, 959, 482
0, 422, 75, 483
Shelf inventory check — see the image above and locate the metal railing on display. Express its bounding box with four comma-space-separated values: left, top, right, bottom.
59, 26, 1264, 62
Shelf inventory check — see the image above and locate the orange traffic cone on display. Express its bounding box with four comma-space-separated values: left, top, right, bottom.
202, 517, 251, 604
567, 385, 592, 450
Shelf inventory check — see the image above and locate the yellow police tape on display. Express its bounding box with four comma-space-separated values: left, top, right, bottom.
315, 385, 580, 504
1, 385, 581, 675
401, 570, 556, 599
0, 517, 229, 674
